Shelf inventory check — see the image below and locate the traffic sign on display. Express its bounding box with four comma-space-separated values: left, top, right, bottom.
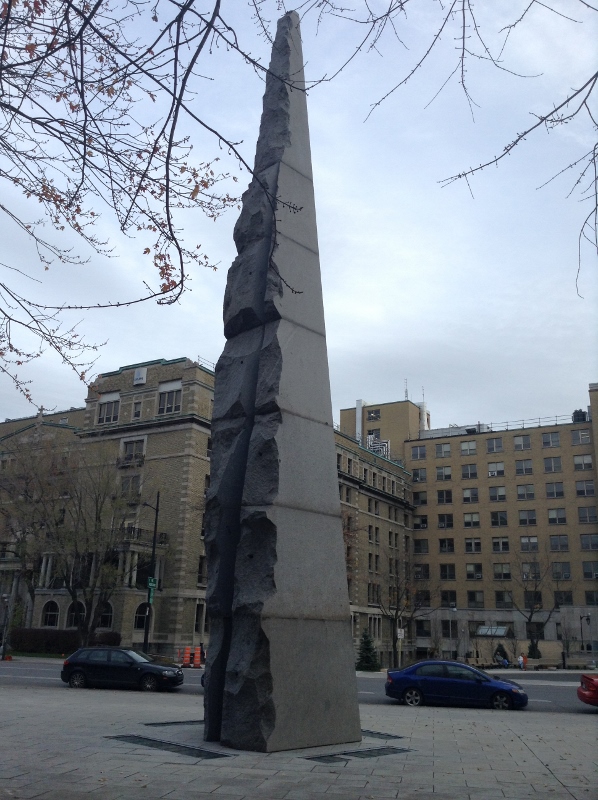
396, 628, 405, 639
148, 588, 155, 604
147, 577, 157, 589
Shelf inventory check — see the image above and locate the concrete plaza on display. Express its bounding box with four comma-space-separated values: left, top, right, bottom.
0, 676, 596, 800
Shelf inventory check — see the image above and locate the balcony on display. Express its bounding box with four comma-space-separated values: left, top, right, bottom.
120, 526, 168, 547
116, 454, 145, 468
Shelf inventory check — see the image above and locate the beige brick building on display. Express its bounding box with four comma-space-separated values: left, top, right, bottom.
340, 384, 598, 664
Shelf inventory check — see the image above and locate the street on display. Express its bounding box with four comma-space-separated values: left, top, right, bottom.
0, 658, 595, 715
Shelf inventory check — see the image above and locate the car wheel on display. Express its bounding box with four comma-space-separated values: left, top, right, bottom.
403, 687, 423, 707
140, 674, 159, 692
491, 691, 512, 710
69, 671, 86, 689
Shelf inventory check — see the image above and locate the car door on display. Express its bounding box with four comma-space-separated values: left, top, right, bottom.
444, 664, 485, 706
413, 663, 449, 703
84, 649, 111, 685
108, 649, 139, 686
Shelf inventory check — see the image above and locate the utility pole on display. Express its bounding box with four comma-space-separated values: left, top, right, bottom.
142, 491, 160, 654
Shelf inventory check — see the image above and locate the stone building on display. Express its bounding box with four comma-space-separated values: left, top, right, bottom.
340, 383, 598, 663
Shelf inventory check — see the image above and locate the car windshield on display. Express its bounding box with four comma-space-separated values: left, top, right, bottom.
125, 650, 152, 663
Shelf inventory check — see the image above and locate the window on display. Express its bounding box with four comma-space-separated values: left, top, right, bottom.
515, 459, 533, 475
522, 562, 541, 580
442, 619, 459, 637
493, 563, 511, 580
461, 441, 476, 455
414, 564, 430, 580
518, 510, 536, 526
495, 591, 513, 609
415, 590, 431, 607
412, 446, 426, 460
487, 437, 503, 453
158, 389, 181, 415
440, 590, 457, 608
413, 515, 428, 530
368, 553, 373, 572
439, 538, 455, 553
197, 556, 207, 584
367, 428, 380, 440
550, 534, 569, 552
572, 429, 590, 445
412, 468, 426, 483
367, 409, 380, 421
368, 525, 373, 542
544, 456, 562, 473
42, 601, 59, 627
582, 561, 598, 579
134, 603, 148, 629
526, 621, 545, 640
66, 601, 85, 628
465, 537, 481, 553
98, 602, 113, 629
123, 439, 144, 463
440, 563, 456, 580
489, 486, 506, 502
552, 562, 571, 580
375, 527, 380, 544
488, 461, 505, 477
466, 563, 483, 580
415, 619, 432, 637
463, 512, 480, 528
576, 480, 595, 497
347, 458, 353, 475
436, 443, 451, 458
436, 466, 452, 481
546, 482, 564, 498
98, 400, 119, 424
462, 488, 478, 503
337, 453, 342, 471
524, 591, 542, 610
586, 591, 598, 606
580, 534, 598, 550
579, 506, 597, 524
491, 511, 508, 527
375, 554, 380, 573
344, 487, 351, 503
121, 474, 141, 500
492, 537, 509, 553
363, 468, 368, 483
462, 464, 478, 479
574, 454, 593, 471
437, 490, 452, 504
374, 501, 379, 516
467, 591, 484, 609
548, 508, 566, 525
413, 539, 429, 556
554, 591, 573, 607
514, 435, 531, 451
133, 401, 142, 419
517, 484, 535, 500
413, 491, 427, 506
520, 535, 538, 552
438, 514, 453, 529
542, 432, 560, 448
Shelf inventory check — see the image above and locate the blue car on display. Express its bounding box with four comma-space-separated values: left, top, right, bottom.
385, 660, 528, 710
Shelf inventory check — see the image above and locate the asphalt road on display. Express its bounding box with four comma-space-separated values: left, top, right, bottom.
1, 658, 596, 715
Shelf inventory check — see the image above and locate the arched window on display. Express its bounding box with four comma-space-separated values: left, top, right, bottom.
134, 603, 148, 630
66, 601, 85, 628
98, 602, 113, 629
42, 601, 59, 627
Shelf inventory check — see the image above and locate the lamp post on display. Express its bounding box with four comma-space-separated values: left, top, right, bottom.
1, 594, 10, 661
579, 614, 591, 652
142, 491, 160, 654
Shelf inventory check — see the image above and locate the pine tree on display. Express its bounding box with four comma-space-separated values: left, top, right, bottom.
356, 630, 381, 671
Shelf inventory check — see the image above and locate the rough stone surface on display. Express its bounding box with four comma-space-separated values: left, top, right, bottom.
203, 11, 361, 752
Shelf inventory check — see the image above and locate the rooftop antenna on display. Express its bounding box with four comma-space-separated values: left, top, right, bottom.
422, 386, 425, 403
404, 379, 408, 401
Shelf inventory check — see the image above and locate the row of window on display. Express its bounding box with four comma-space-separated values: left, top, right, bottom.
413, 533, 598, 554
412, 507, 597, 526
98, 389, 182, 425
411, 429, 591, 461
413, 457, 593, 483
407, 590, 598, 613
412, 560, 598, 581
336, 454, 405, 496
41, 601, 113, 629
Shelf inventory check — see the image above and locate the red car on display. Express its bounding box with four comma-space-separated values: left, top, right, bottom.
577, 673, 598, 707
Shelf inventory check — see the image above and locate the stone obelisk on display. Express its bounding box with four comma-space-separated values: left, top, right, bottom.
203, 11, 361, 752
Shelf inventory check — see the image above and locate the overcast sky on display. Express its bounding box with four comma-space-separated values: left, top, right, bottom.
1, 1, 597, 430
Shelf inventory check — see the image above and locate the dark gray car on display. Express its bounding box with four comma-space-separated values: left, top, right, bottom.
60, 647, 184, 691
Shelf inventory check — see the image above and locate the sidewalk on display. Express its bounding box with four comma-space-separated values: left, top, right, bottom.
0, 681, 596, 800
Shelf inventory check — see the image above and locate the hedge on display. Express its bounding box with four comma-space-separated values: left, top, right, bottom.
10, 628, 121, 654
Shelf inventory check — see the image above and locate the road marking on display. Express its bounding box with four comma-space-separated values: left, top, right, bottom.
528, 699, 553, 703
0, 675, 62, 681
516, 680, 578, 687
359, 691, 375, 694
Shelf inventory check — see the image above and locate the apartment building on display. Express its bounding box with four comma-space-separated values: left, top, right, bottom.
340, 384, 598, 663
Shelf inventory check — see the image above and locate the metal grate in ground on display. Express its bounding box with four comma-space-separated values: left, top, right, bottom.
305, 746, 411, 763
107, 734, 229, 759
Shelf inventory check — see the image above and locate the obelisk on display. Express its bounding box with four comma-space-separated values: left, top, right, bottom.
203, 11, 361, 752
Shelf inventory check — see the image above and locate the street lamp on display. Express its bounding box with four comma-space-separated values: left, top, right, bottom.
580, 614, 591, 652
1, 594, 10, 661
142, 491, 160, 654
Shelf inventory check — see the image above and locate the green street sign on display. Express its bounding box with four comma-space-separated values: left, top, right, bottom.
147, 577, 157, 589
148, 588, 155, 605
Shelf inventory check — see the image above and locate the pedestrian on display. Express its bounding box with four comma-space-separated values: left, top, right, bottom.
518, 653, 524, 670
523, 653, 528, 671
